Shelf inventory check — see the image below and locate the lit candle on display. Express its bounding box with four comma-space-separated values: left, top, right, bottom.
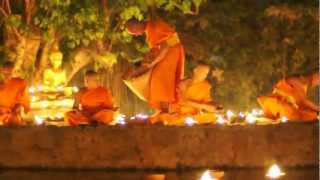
280, 116, 288, 123
185, 117, 196, 126
245, 113, 256, 124
226, 110, 234, 119
217, 115, 225, 125
201, 170, 215, 180
239, 112, 245, 118
115, 114, 126, 125
266, 164, 285, 179
34, 116, 44, 125
135, 113, 149, 120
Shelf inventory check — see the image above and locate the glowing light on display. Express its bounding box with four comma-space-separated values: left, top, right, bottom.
34, 116, 44, 125
226, 110, 234, 119
72, 86, 79, 93
251, 109, 259, 116
185, 117, 196, 126
280, 116, 288, 123
245, 113, 256, 124
217, 115, 225, 125
55, 113, 64, 119
29, 86, 36, 93
239, 112, 245, 118
266, 164, 285, 179
258, 109, 264, 115
135, 113, 149, 119
115, 114, 126, 125
200, 170, 216, 180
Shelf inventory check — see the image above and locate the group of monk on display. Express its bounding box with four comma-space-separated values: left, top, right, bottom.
0, 17, 318, 126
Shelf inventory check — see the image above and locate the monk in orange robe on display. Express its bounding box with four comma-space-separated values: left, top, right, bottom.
0, 62, 30, 126
124, 18, 185, 113
151, 64, 218, 125
258, 73, 319, 121
65, 70, 116, 126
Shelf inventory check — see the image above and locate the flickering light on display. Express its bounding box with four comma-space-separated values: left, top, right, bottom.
266, 164, 285, 179
55, 113, 64, 119
34, 116, 44, 125
280, 116, 288, 123
245, 113, 256, 124
72, 86, 79, 93
226, 110, 234, 119
239, 112, 245, 118
29, 86, 36, 93
115, 114, 126, 125
200, 170, 216, 180
135, 113, 149, 119
217, 115, 225, 125
185, 117, 196, 126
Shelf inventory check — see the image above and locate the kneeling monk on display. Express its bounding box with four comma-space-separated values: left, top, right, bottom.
124, 18, 185, 114
151, 64, 218, 125
65, 70, 116, 126
0, 62, 30, 125
258, 72, 319, 121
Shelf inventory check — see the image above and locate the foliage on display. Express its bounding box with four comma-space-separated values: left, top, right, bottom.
170, 0, 318, 110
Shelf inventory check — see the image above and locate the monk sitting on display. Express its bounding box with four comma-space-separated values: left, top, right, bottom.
124, 18, 185, 115
151, 64, 219, 125
258, 72, 319, 121
0, 62, 30, 126
65, 70, 116, 126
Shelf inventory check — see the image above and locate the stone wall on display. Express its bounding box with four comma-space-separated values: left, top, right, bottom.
0, 122, 318, 169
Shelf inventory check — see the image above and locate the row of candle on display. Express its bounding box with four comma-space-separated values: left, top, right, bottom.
200, 164, 285, 179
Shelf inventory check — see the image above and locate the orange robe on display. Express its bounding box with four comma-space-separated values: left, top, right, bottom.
145, 19, 185, 110
0, 78, 30, 125
65, 87, 115, 126
151, 80, 216, 125
258, 77, 318, 121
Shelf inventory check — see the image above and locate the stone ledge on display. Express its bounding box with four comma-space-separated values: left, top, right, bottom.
0, 122, 318, 169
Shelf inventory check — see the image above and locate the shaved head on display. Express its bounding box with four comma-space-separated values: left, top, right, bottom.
126, 18, 147, 36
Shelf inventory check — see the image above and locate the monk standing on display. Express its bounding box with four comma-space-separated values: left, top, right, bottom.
65, 70, 116, 126
124, 18, 185, 114
0, 62, 30, 126
258, 72, 319, 121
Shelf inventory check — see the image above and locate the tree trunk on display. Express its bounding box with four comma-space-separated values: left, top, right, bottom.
102, 59, 152, 116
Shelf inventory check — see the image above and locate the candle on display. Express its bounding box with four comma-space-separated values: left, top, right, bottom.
185, 117, 196, 126
266, 164, 285, 179
217, 115, 225, 125
226, 110, 234, 119
280, 116, 288, 123
245, 113, 256, 124
34, 116, 44, 125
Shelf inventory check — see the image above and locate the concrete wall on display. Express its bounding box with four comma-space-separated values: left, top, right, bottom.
0, 122, 318, 169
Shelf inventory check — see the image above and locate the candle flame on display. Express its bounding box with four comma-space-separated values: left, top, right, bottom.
217, 115, 225, 124
245, 113, 256, 124
185, 117, 196, 126
34, 116, 44, 125
226, 110, 234, 119
266, 164, 285, 179
280, 116, 288, 123
200, 170, 215, 180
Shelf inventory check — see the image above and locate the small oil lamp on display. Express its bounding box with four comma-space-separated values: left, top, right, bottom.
266, 164, 285, 179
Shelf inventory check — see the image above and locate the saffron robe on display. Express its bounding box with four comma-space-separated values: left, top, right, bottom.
65, 87, 115, 126
0, 78, 30, 125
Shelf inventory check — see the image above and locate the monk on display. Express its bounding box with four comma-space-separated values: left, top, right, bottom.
124, 18, 185, 114
151, 64, 218, 125
258, 72, 319, 121
64, 70, 116, 126
0, 62, 30, 126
